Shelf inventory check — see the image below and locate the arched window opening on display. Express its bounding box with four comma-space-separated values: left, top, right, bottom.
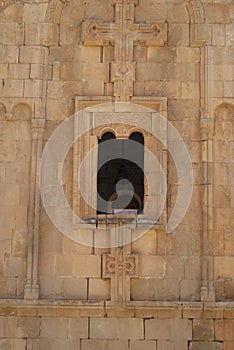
129, 131, 144, 145
99, 131, 116, 142
97, 131, 144, 215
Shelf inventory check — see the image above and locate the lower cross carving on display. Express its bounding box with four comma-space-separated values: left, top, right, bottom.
103, 248, 138, 308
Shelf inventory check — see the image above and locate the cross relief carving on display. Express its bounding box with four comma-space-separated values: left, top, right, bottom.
81, 0, 167, 306
103, 247, 138, 308
82, 0, 167, 102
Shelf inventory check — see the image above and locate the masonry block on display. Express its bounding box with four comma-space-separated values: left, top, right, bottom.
130, 340, 157, 350
90, 318, 144, 339
189, 342, 223, 350
132, 230, 157, 255
224, 342, 234, 350
0, 23, 23, 45
205, 5, 230, 24
17, 316, 40, 338
0, 316, 17, 338
23, 4, 47, 23
74, 255, 101, 278
40, 317, 68, 339
88, 278, 111, 300
81, 340, 128, 350
139, 255, 165, 278
25, 23, 59, 46
193, 319, 214, 341
67, 317, 89, 339
158, 340, 188, 350
215, 320, 234, 341
0, 339, 26, 350
24, 80, 43, 98
20, 46, 48, 64
145, 319, 192, 341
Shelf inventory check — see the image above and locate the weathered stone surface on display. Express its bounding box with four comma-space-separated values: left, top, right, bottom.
130, 340, 157, 350
132, 230, 157, 255
131, 277, 180, 301
17, 317, 40, 338
30, 339, 80, 350
145, 319, 192, 341
0, 316, 17, 338
224, 342, 234, 350
90, 318, 144, 339
205, 4, 230, 24
158, 340, 188, 350
215, 320, 234, 341
89, 278, 110, 300
81, 340, 128, 350
67, 317, 89, 339
139, 256, 165, 278
0, 339, 26, 350
193, 319, 214, 341
20, 46, 48, 64
0, 0, 233, 348
74, 255, 101, 278
23, 4, 47, 23
189, 341, 223, 350
40, 317, 68, 339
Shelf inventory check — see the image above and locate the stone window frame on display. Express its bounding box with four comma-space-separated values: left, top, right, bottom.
73, 96, 168, 227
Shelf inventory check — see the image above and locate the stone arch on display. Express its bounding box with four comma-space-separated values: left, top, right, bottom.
127, 127, 146, 138
46, 0, 205, 24
98, 127, 117, 140
0, 103, 7, 120
214, 103, 234, 122
45, 0, 66, 23
186, 0, 205, 24
0, 0, 23, 15
11, 103, 32, 121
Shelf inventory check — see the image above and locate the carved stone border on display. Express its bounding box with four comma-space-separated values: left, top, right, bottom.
73, 96, 167, 224
0, 299, 233, 319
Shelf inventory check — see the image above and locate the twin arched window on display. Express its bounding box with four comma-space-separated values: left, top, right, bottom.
97, 132, 144, 214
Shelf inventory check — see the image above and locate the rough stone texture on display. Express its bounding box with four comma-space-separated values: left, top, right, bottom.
193, 319, 214, 341
81, 340, 128, 350
0, 0, 233, 349
189, 342, 223, 350
130, 340, 157, 350
215, 320, 234, 341
90, 318, 144, 340
145, 319, 192, 341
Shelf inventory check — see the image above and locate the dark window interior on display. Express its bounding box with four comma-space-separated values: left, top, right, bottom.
97, 132, 144, 214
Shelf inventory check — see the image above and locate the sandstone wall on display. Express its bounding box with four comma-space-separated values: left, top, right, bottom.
0, 304, 233, 350
0, 0, 233, 348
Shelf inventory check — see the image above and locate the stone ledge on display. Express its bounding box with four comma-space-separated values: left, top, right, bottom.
0, 300, 233, 318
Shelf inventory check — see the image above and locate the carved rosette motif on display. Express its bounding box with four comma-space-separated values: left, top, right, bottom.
103, 250, 138, 278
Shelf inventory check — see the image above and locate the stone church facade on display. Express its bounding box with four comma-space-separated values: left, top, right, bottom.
0, 0, 233, 349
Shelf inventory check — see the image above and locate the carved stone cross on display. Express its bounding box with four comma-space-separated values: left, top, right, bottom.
103, 246, 138, 308
82, 0, 167, 102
